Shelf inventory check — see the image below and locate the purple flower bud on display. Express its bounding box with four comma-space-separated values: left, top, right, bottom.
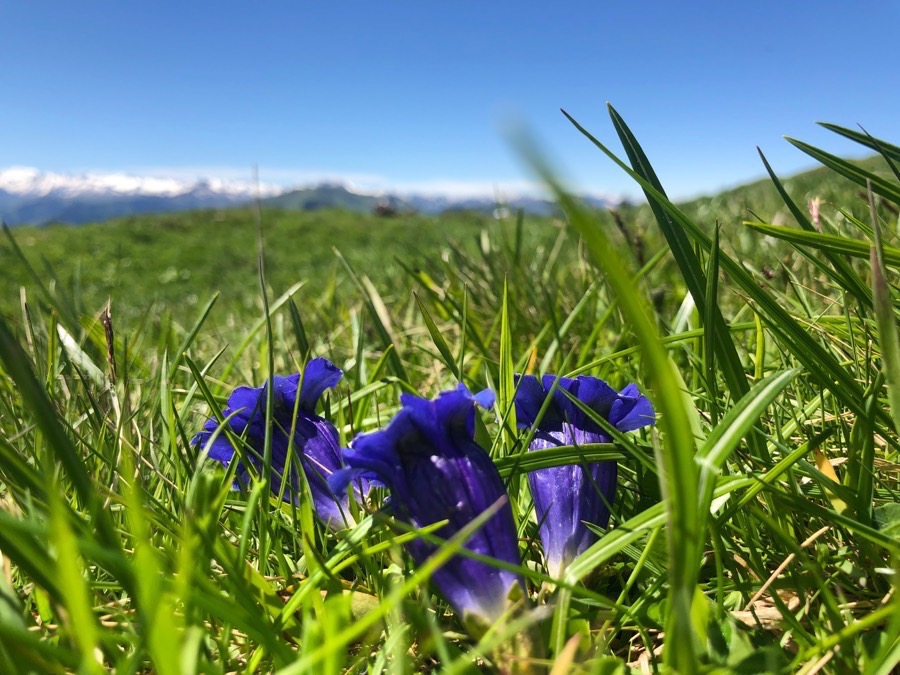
330, 385, 523, 623
515, 374, 655, 577
192, 358, 364, 529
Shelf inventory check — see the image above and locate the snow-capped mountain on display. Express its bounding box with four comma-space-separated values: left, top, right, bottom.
0, 167, 282, 225
0, 167, 281, 200
0, 167, 617, 226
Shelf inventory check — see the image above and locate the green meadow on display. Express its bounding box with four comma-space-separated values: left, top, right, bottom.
0, 111, 898, 673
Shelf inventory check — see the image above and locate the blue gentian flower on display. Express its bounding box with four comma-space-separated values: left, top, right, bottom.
192, 358, 363, 529
514, 374, 655, 577
330, 385, 523, 624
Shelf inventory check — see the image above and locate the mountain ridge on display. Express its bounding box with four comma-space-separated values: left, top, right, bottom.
0, 168, 615, 225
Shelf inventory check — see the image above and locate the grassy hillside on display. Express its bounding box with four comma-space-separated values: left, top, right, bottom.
1, 208, 562, 326
3, 152, 889, 330
0, 118, 898, 673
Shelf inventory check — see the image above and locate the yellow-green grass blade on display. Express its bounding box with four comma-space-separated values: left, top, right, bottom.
162, 292, 219, 380
870, 185, 900, 437
704, 226, 722, 424
218, 281, 305, 384
414, 292, 460, 380
494, 444, 624, 478
336, 249, 409, 381
48, 486, 103, 673
497, 279, 517, 459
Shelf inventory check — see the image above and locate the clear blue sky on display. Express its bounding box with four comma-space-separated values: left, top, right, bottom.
2, 1, 898, 199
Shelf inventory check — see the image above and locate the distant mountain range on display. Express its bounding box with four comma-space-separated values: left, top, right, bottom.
0, 167, 615, 226
260, 184, 615, 217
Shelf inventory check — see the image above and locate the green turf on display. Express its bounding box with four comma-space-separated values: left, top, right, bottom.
0, 115, 897, 673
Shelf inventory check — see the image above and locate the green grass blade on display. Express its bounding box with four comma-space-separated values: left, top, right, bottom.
696, 369, 797, 516
0, 615, 81, 671
218, 281, 305, 384
818, 122, 900, 162
287, 297, 310, 359
497, 279, 517, 458
0, 511, 65, 602
704, 226, 721, 424
560, 111, 884, 433
494, 444, 623, 477
335, 249, 409, 382
0, 313, 121, 552
414, 292, 460, 380
166, 292, 219, 380
539, 280, 599, 374
566, 476, 755, 581
48, 485, 103, 673
602, 106, 754, 417
755, 148, 874, 305
869, 183, 900, 437
0, 436, 48, 504
784, 137, 900, 204
745, 221, 900, 268
516, 134, 702, 669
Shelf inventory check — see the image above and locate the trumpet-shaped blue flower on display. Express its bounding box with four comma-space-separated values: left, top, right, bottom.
515, 374, 655, 577
330, 385, 523, 624
192, 358, 362, 529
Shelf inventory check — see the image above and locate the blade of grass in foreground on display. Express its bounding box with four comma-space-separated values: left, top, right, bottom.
0, 313, 122, 555
335, 249, 409, 382
868, 181, 900, 437
704, 225, 722, 424
562, 106, 889, 437
604, 107, 763, 454
516, 133, 701, 669
744, 221, 900, 268
47, 485, 103, 674
755, 148, 873, 307
116, 430, 181, 675
695, 369, 797, 519
784, 137, 900, 204
494, 444, 624, 477
497, 279, 517, 458
818, 122, 900, 163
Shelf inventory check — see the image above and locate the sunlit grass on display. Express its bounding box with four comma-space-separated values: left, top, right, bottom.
0, 113, 898, 673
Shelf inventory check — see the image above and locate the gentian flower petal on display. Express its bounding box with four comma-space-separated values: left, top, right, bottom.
566, 377, 618, 433
513, 375, 555, 428
608, 384, 656, 432
332, 385, 523, 623
191, 358, 364, 529
528, 448, 617, 577
298, 358, 343, 412
515, 374, 655, 577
